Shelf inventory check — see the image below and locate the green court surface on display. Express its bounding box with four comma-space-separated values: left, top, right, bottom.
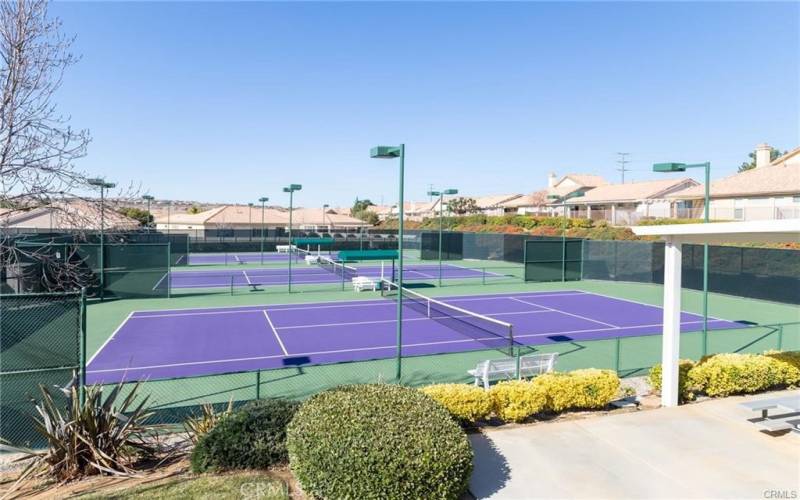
86, 259, 800, 425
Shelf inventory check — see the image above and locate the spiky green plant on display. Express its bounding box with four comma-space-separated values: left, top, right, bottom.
183, 400, 234, 444
13, 382, 158, 485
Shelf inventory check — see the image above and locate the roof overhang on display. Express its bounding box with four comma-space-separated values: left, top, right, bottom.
631, 219, 800, 245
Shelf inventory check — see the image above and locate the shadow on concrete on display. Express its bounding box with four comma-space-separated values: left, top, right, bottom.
469, 431, 511, 499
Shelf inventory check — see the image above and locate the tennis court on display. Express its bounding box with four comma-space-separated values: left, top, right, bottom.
187, 250, 337, 265
86, 288, 743, 384
167, 263, 502, 289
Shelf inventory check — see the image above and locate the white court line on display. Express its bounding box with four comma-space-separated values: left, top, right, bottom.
404, 269, 436, 279
234, 255, 242, 263
276, 309, 553, 330
174, 254, 186, 265
242, 270, 252, 285
578, 289, 729, 323
87, 318, 733, 374
86, 311, 134, 366
262, 310, 288, 355
151, 272, 169, 291
510, 297, 620, 328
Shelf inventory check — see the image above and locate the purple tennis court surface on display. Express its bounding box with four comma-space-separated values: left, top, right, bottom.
188, 252, 329, 265
87, 290, 742, 384
168, 263, 500, 289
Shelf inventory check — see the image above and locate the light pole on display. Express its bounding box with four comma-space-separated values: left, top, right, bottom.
370, 144, 405, 379
547, 192, 583, 282
248, 202, 254, 242
654, 161, 711, 354
283, 185, 301, 292
427, 188, 458, 286
142, 195, 154, 231
88, 178, 116, 300
259, 197, 269, 264
167, 201, 172, 235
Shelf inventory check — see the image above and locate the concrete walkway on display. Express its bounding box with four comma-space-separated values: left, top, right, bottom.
469, 391, 800, 499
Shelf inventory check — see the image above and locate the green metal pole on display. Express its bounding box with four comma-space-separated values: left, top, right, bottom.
702, 162, 710, 356
99, 186, 105, 300
260, 201, 266, 265
288, 191, 293, 293
561, 202, 567, 282
167, 242, 171, 299
778, 324, 784, 351
256, 370, 261, 399
438, 193, 443, 287
396, 144, 405, 380
79, 288, 87, 405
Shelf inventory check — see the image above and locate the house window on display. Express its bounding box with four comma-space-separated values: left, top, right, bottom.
734, 208, 744, 220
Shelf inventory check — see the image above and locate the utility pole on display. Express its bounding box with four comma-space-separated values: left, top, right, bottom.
427, 184, 434, 201
616, 152, 630, 183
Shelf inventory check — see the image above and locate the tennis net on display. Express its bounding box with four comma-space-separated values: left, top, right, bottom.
380, 279, 514, 354
317, 256, 358, 280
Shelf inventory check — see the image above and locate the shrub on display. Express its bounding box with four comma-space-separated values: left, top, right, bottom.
534, 369, 620, 412
421, 384, 492, 424
286, 384, 472, 500
184, 400, 234, 444
489, 380, 547, 423
191, 398, 299, 473
649, 360, 697, 402
14, 382, 158, 485
763, 350, 800, 385
688, 353, 793, 397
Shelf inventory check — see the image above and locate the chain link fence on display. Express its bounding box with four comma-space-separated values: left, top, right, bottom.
0, 291, 85, 447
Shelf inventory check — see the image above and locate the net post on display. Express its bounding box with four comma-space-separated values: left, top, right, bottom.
256, 370, 261, 400
79, 287, 87, 406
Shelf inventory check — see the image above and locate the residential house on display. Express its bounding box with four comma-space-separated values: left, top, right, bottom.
563, 178, 699, 225
547, 173, 608, 200
1, 200, 140, 233
668, 143, 800, 221
470, 194, 524, 216
498, 190, 549, 215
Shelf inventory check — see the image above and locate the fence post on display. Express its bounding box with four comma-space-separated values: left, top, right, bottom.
230, 275, 234, 296
778, 324, 784, 351
167, 242, 171, 299
80, 288, 87, 405
482, 268, 486, 286
614, 337, 621, 373
256, 370, 261, 400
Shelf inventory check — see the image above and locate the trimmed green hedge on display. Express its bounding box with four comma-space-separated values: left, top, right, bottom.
191, 399, 299, 473
287, 384, 472, 499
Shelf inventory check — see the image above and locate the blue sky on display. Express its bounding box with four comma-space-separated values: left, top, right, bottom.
54, 2, 798, 208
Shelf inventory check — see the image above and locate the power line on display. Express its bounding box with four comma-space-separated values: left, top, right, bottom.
616, 152, 631, 183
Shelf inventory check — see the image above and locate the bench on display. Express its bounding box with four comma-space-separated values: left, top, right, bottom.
305, 255, 321, 265
352, 276, 379, 292
739, 392, 800, 434
276, 245, 293, 253
468, 352, 558, 390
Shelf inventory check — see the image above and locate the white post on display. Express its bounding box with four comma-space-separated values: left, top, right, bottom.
611, 205, 617, 225
661, 238, 683, 407
587, 205, 592, 220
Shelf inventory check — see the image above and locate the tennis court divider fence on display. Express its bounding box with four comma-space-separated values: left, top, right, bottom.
0, 290, 86, 447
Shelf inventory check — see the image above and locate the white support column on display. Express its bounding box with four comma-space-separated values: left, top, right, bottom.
587, 205, 592, 220
661, 238, 683, 407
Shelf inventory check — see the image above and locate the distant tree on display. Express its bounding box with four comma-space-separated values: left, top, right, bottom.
117, 207, 152, 226
351, 199, 375, 215
738, 147, 785, 172
354, 210, 379, 225
447, 197, 480, 215
187, 205, 201, 214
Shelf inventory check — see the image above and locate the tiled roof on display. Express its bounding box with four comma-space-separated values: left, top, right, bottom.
565, 178, 698, 204
669, 162, 800, 199
559, 174, 608, 187
499, 190, 548, 207
471, 194, 523, 208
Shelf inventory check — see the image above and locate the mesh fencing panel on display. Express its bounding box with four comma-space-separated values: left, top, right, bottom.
0, 292, 82, 446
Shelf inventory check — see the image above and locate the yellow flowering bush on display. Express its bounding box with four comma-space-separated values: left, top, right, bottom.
763, 350, 800, 384
688, 353, 796, 397
420, 384, 493, 423
648, 359, 697, 402
534, 369, 620, 412
488, 380, 547, 423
